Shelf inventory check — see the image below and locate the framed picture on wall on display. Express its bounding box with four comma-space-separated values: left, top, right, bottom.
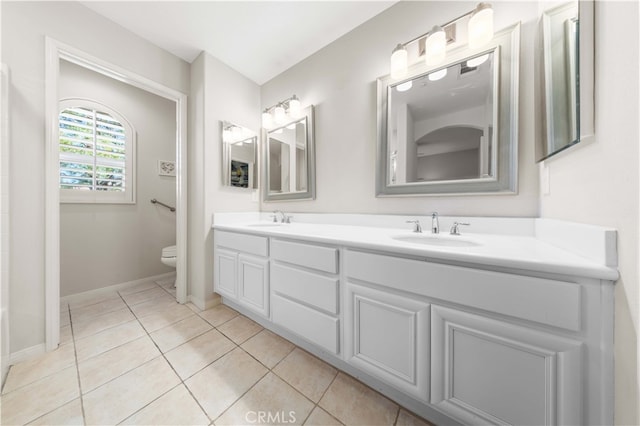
230, 159, 251, 188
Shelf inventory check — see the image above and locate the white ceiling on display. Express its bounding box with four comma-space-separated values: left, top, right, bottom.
80, 1, 396, 85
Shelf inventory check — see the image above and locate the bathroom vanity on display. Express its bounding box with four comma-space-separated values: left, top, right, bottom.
212, 214, 617, 426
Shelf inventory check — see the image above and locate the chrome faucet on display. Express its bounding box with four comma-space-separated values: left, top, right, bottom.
271, 210, 285, 223
431, 212, 440, 234
406, 220, 422, 233
450, 221, 470, 235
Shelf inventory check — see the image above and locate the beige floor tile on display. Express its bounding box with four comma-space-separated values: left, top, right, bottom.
67, 290, 120, 310
319, 373, 399, 426
83, 357, 180, 425
304, 407, 344, 425
72, 308, 136, 340
60, 324, 73, 346
199, 304, 238, 327
121, 384, 209, 425
75, 320, 146, 362
3, 343, 76, 394
241, 329, 295, 368
165, 329, 236, 380
118, 281, 159, 296
186, 302, 202, 313
217, 315, 263, 344
273, 348, 338, 403
156, 277, 176, 288
121, 286, 169, 306
70, 297, 127, 323
78, 336, 160, 393
27, 398, 84, 425
150, 314, 213, 353
215, 372, 314, 426
395, 409, 434, 426
128, 293, 176, 318
137, 303, 193, 333
1, 366, 79, 425
185, 347, 268, 420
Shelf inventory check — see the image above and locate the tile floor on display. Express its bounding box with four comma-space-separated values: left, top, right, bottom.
1, 278, 434, 426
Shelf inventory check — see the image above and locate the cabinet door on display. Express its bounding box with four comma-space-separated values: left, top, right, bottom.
431, 306, 583, 426
214, 248, 237, 300
345, 282, 430, 402
237, 254, 269, 318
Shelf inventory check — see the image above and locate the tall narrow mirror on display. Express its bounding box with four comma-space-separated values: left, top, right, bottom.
263, 105, 315, 201
221, 121, 257, 189
539, 1, 580, 160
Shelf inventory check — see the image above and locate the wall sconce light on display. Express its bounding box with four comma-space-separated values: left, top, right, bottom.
223, 123, 249, 144
389, 2, 494, 79
262, 95, 302, 129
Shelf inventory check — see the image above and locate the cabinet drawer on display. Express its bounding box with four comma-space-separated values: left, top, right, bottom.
271, 239, 338, 273
271, 264, 339, 314
346, 250, 581, 331
215, 230, 268, 257
272, 294, 339, 354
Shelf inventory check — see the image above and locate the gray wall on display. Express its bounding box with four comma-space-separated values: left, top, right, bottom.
260, 1, 540, 216
59, 60, 176, 297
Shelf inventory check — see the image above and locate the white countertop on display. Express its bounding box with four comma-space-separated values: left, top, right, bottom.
212, 217, 619, 281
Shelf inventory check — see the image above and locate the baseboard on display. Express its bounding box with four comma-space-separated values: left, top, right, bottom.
189, 293, 221, 311
9, 343, 46, 366
61, 272, 177, 305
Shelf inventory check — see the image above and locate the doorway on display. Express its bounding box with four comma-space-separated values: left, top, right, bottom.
44, 38, 188, 351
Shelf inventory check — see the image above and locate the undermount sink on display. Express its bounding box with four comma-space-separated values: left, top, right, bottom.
392, 234, 481, 247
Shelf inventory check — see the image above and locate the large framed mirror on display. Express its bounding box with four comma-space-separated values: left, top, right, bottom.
221, 121, 258, 189
263, 105, 315, 202
376, 23, 520, 196
537, 1, 592, 161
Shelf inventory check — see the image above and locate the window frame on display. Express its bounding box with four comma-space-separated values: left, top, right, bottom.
58, 98, 136, 204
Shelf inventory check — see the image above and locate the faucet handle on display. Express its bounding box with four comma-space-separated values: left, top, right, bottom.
284, 215, 293, 224
406, 220, 422, 233
269, 214, 278, 223
450, 222, 470, 235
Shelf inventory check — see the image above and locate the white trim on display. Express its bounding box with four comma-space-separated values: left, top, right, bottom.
45, 38, 188, 353
9, 343, 46, 366
60, 272, 176, 306
1, 63, 10, 385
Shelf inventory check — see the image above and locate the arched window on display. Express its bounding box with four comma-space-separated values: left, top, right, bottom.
59, 99, 135, 203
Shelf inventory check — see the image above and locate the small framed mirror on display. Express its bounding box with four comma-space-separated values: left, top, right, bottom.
538, 1, 584, 160
263, 105, 315, 202
221, 121, 258, 189
377, 23, 520, 196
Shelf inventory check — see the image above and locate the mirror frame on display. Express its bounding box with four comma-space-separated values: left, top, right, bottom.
537, 0, 594, 161
376, 23, 521, 196
262, 105, 316, 202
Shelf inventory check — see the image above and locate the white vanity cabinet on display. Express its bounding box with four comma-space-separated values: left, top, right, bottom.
213, 230, 269, 318
269, 238, 341, 354
344, 281, 430, 402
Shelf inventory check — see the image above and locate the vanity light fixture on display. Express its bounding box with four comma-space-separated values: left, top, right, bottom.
396, 80, 413, 92
466, 53, 490, 67
223, 123, 250, 143
428, 68, 448, 81
389, 2, 494, 79
261, 95, 303, 129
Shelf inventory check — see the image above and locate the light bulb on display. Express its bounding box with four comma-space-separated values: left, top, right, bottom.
274, 105, 286, 124
286, 123, 297, 130
288, 96, 302, 118
425, 26, 446, 66
466, 53, 489, 67
428, 68, 448, 81
396, 81, 413, 92
468, 3, 493, 49
390, 44, 408, 79
231, 126, 243, 141
262, 111, 273, 129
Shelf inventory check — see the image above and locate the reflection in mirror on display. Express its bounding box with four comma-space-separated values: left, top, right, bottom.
377, 23, 520, 196
263, 105, 315, 201
388, 52, 496, 185
221, 121, 257, 189
539, 2, 579, 160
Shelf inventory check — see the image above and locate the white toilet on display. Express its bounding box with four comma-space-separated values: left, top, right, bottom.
161, 245, 177, 268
